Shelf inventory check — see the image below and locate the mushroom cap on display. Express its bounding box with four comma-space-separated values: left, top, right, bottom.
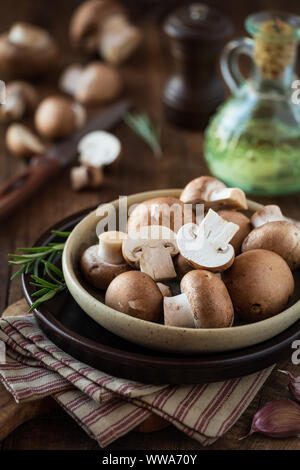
127, 197, 195, 235
105, 271, 163, 322
0, 80, 39, 122
223, 249, 294, 323
35, 95, 84, 140
181, 270, 234, 328
69, 0, 122, 52
242, 221, 300, 271
0, 24, 58, 79
74, 61, 122, 104
80, 244, 131, 290
180, 176, 225, 204
218, 210, 251, 254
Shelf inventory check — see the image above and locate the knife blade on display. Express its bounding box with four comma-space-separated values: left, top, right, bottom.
0, 99, 130, 222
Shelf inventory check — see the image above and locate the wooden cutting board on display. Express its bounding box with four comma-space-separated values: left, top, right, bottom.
0, 299, 168, 441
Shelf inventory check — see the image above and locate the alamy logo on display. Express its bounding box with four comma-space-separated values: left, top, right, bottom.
0, 341, 6, 364
0, 80, 6, 104
291, 80, 300, 104
291, 340, 300, 365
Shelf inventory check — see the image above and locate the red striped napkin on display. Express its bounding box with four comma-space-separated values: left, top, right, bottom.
0, 313, 273, 448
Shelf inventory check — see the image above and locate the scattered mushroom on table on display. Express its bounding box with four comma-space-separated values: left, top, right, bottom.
78, 174, 299, 329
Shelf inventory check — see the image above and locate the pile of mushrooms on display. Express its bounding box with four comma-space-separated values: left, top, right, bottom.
80, 175, 297, 329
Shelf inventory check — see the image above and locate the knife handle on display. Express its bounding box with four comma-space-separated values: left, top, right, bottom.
0, 157, 60, 222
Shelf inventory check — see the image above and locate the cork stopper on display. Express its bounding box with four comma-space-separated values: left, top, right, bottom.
253, 18, 296, 79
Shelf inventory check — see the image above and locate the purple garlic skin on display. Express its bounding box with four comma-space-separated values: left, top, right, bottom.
248, 399, 300, 439
279, 370, 300, 403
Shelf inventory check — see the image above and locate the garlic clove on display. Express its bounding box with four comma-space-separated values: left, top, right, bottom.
245, 399, 300, 439
279, 370, 300, 402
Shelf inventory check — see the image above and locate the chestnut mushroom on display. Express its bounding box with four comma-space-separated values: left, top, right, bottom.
105, 271, 163, 322
69, 0, 142, 65
250, 205, 284, 228
70, 165, 104, 191
122, 225, 178, 282
164, 270, 234, 329
127, 196, 195, 235
35, 95, 86, 140
81, 230, 131, 290
173, 253, 193, 281
242, 221, 300, 271
180, 176, 247, 211
223, 249, 294, 323
218, 210, 251, 254
6, 123, 45, 158
156, 283, 172, 298
0, 81, 38, 122
177, 209, 239, 272
0, 22, 58, 78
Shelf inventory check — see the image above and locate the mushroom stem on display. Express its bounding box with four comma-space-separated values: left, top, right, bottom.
140, 245, 176, 282
251, 205, 284, 228
98, 231, 127, 265
163, 293, 194, 328
208, 187, 247, 210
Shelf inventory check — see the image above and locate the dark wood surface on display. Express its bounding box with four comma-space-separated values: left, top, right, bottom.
0, 0, 300, 451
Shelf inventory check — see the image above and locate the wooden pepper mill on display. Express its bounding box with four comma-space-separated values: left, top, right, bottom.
163, 3, 233, 129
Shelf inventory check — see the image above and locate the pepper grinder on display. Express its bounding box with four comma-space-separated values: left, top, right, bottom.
163, 3, 233, 129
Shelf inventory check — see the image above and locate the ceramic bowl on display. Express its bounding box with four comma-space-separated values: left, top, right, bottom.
62, 189, 300, 354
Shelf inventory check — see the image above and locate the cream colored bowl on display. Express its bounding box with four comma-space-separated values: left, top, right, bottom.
62, 189, 300, 354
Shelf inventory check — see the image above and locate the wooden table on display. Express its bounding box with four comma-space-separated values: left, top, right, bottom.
0, 0, 299, 451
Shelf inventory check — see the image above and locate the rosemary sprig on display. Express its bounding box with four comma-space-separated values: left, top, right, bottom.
124, 112, 162, 159
8, 230, 70, 311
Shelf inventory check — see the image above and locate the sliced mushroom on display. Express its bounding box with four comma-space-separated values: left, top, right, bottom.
242, 221, 300, 271
127, 197, 195, 235
0, 22, 58, 78
78, 130, 121, 169
69, 0, 141, 65
122, 225, 178, 282
105, 270, 163, 322
0, 81, 38, 122
70, 165, 104, 191
180, 176, 247, 211
6, 123, 45, 158
164, 270, 234, 329
251, 205, 284, 228
81, 230, 131, 290
223, 249, 294, 323
177, 209, 239, 272
35, 95, 86, 140
218, 210, 251, 254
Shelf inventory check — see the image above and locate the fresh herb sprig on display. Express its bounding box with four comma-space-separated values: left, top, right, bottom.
124, 112, 162, 159
8, 230, 70, 311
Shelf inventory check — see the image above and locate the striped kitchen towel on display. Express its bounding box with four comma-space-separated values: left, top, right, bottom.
0, 310, 273, 448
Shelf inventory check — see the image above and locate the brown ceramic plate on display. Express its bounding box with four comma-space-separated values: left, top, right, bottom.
22, 207, 300, 384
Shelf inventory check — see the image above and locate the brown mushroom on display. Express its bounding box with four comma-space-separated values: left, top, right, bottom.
242, 221, 300, 271
0, 22, 58, 78
35, 95, 86, 140
81, 231, 131, 290
127, 197, 195, 235
69, 0, 141, 65
177, 209, 239, 272
122, 225, 178, 281
70, 165, 104, 191
180, 176, 247, 211
73, 62, 122, 105
0, 81, 38, 122
223, 249, 294, 323
251, 205, 284, 228
6, 123, 45, 158
173, 253, 193, 280
164, 270, 234, 329
218, 210, 251, 254
105, 271, 163, 322
156, 283, 172, 297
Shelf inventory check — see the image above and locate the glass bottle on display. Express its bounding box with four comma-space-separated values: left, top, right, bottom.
204, 11, 300, 195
